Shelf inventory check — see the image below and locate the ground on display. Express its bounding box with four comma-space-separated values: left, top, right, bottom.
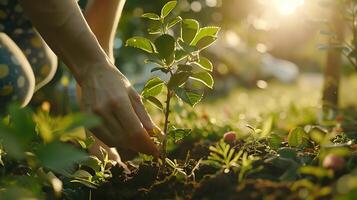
86, 74, 357, 200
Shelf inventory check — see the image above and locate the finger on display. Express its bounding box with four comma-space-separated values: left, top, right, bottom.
107, 147, 131, 173
128, 88, 164, 138
127, 130, 159, 157
87, 129, 136, 167
115, 146, 138, 161
94, 106, 125, 136
95, 109, 129, 149
110, 97, 159, 156
90, 126, 116, 147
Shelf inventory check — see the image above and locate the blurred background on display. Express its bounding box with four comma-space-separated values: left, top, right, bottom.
31, 0, 357, 118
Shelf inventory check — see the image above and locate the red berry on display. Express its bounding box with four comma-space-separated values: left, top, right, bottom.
323, 154, 345, 171
223, 131, 236, 143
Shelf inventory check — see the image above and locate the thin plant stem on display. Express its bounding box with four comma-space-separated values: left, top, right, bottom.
162, 87, 172, 160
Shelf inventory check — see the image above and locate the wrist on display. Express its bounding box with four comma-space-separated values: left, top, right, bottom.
75, 58, 115, 86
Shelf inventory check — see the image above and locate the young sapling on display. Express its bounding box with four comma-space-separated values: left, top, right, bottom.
125, 1, 220, 159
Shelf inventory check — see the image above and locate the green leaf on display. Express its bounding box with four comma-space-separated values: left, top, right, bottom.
161, 1, 177, 18
268, 157, 300, 181
168, 71, 191, 89
181, 19, 199, 44
126, 37, 156, 53
191, 26, 220, 45
36, 142, 88, 175
151, 67, 170, 73
8, 104, 36, 138
174, 88, 203, 107
196, 36, 217, 50
148, 20, 162, 34
145, 59, 165, 67
299, 166, 333, 179
72, 169, 92, 180
32, 113, 55, 143
177, 64, 193, 72
309, 127, 326, 144
178, 39, 199, 53
288, 127, 305, 147
71, 179, 98, 189
145, 96, 164, 111
61, 113, 100, 134
168, 128, 191, 143
194, 57, 213, 71
0, 124, 26, 159
259, 115, 273, 139
277, 147, 297, 160
141, 77, 164, 98
142, 13, 160, 20
190, 72, 214, 88
165, 52, 175, 65
268, 134, 282, 150
0, 105, 36, 159
77, 135, 95, 149
0, 177, 43, 199
154, 34, 176, 61
165, 158, 176, 168
80, 156, 101, 172
175, 50, 188, 61
167, 16, 182, 29
34, 112, 99, 143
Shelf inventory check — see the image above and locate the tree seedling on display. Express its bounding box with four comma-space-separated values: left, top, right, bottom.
125, 1, 220, 159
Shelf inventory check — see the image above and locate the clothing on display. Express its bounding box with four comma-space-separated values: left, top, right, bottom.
0, 0, 57, 109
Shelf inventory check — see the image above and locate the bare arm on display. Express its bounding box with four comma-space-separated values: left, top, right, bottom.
19, 0, 160, 156
85, 0, 126, 61
20, 0, 109, 84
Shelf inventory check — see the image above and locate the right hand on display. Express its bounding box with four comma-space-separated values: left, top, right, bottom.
79, 62, 163, 157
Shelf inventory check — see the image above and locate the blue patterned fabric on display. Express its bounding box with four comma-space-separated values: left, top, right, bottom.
0, 38, 33, 110
0, 0, 57, 108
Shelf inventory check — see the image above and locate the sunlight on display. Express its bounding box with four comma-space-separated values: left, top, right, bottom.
273, 0, 304, 15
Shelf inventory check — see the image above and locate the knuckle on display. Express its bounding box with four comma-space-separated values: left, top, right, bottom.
109, 95, 129, 109
133, 93, 143, 103
108, 98, 122, 108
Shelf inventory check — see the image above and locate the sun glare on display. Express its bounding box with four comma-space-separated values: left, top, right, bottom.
273, 0, 304, 15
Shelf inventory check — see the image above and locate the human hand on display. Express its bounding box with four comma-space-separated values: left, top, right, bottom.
80, 62, 162, 157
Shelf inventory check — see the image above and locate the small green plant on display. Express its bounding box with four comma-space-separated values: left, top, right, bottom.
0, 104, 114, 199
165, 158, 187, 180
125, 1, 220, 158
205, 140, 259, 182
165, 156, 202, 182
206, 140, 242, 173
71, 147, 116, 189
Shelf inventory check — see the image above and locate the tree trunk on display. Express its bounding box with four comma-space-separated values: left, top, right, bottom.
322, 3, 344, 119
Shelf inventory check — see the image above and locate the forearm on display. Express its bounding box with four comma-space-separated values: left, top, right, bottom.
19, 0, 111, 85
85, 0, 126, 61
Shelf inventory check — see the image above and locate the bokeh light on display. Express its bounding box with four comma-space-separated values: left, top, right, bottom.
273, 0, 305, 15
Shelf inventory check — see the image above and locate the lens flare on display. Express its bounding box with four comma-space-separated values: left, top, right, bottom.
273, 0, 304, 15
